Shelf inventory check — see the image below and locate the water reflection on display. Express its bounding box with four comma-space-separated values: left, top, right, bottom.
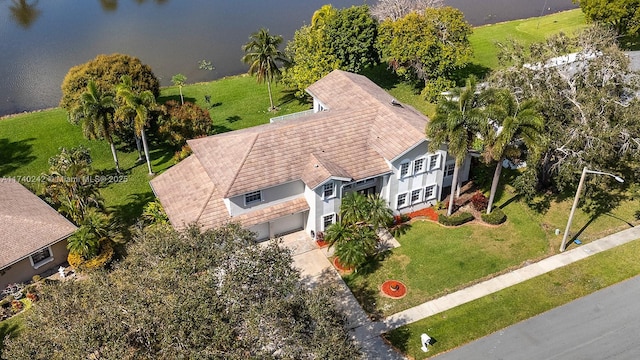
9, 0, 41, 29
7, 0, 171, 27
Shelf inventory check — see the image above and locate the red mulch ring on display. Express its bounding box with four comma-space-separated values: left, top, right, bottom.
333, 257, 353, 273
408, 207, 439, 222
381, 280, 407, 299
316, 239, 328, 248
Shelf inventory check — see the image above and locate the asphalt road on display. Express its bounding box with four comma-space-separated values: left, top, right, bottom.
433, 275, 640, 360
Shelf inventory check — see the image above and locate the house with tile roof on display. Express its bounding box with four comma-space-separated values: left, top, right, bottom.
151, 70, 470, 241
1, 179, 77, 289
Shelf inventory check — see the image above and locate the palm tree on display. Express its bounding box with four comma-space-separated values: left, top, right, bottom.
73, 80, 120, 173
365, 194, 394, 229
427, 77, 485, 216
116, 75, 157, 175
241, 28, 290, 111
340, 192, 368, 225
171, 73, 187, 105
483, 90, 544, 214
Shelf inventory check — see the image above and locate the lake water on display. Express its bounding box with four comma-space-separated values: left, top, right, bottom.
0, 0, 577, 117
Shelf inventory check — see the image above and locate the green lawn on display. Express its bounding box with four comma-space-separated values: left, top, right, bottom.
470, 9, 588, 69
385, 237, 640, 359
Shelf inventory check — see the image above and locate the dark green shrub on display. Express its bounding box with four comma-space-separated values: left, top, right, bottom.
438, 212, 474, 226
481, 208, 507, 225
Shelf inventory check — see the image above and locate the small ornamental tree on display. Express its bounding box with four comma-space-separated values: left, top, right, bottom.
158, 100, 212, 148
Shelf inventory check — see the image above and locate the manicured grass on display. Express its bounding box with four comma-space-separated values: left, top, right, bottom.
385, 238, 640, 359
344, 195, 550, 318
160, 74, 311, 133
470, 9, 588, 69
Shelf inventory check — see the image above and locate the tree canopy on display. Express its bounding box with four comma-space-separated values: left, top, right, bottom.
158, 100, 212, 148
283, 5, 379, 97
60, 53, 160, 114
490, 26, 640, 206
3, 223, 361, 359
377, 6, 473, 99
575, 0, 640, 36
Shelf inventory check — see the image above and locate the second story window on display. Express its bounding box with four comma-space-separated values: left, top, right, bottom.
323, 182, 335, 199
445, 163, 455, 177
244, 190, 262, 205
413, 158, 425, 174
399, 162, 410, 178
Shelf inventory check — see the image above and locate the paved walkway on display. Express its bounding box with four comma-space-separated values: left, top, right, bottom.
284, 225, 640, 359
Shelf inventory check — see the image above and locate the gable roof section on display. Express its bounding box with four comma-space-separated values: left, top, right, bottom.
307, 70, 428, 161
152, 70, 431, 230
0, 179, 77, 269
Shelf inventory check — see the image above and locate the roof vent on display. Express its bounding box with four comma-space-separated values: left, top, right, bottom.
391, 98, 402, 107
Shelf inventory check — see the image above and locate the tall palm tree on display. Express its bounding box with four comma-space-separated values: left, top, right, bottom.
483, 90, 544, 214
427, 77, 485, 216
73, 80, 120, 173
116, 75, 157, 175
241, 28, 290, 111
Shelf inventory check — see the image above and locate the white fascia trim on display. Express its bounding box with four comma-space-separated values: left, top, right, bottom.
390, 139, 428, 163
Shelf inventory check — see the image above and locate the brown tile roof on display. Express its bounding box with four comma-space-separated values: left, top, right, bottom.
152, 70, 430, 230
0, 179, 77, 269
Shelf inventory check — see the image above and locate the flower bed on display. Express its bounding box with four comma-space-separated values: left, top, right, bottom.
381, 280, 407, 299
408, 207, 439, 222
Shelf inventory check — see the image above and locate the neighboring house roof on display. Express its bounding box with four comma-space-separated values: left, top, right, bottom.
0, 179, 77, 269
151, 70, 430, 230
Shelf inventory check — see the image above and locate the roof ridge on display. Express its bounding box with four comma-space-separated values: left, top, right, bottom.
223, 133, 260, 197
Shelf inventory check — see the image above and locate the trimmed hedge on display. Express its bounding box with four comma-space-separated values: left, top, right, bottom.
481, 208, 507, 225
438, 212, 474, 226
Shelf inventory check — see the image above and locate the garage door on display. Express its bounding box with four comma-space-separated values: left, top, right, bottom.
248, 223, 270, 242
270, 212, 304, 238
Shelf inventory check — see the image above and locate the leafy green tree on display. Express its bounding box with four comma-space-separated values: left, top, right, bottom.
574, 0, 640, 36
324, 5, 379, 73
377, 6, 473, 99
482, 90, 544, 214
427, 77, 485, 216
71, 80, 120, 173
242, 28, 290, 111
158, 100, 212, 148
491, 26, 640, 202
116, 75, 157, 175
283, 24, 340, 97
283, 5, 380, 97
171, 73, 187, 105
3, 223, 361, 359
42, 146, 103, 224
60, 53, 160, 115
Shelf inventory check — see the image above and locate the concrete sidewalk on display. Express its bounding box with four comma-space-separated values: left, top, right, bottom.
353, 225, 640, 344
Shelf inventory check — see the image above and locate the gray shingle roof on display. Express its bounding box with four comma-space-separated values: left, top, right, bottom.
0, 179, 77, 269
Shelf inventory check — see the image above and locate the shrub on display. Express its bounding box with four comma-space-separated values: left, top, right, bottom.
158, 100, 212, 148
470, 191, 488, 211
68, 241, 114, 271
438, 212, 474, 226
32, 275, 42, 283
481, 208, 507, 225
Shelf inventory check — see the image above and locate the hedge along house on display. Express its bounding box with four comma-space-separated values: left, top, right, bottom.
150, 70, 470, 241
0, 179, 77, 290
